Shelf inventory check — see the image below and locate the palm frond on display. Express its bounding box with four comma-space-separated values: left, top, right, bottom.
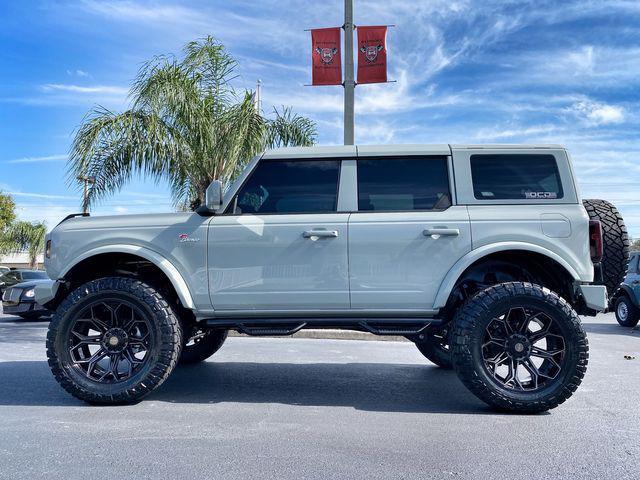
265, 106, 317, 149
68, 107, 189, 208
0, 221, 46, 268
68, 37, 317, 210
182, 36, 237, 101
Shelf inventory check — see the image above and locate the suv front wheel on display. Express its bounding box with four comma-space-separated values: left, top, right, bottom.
46, 277, 183, 404
451, 282, 588, 413
413, 325, 452, 369
614, 294, 640, 327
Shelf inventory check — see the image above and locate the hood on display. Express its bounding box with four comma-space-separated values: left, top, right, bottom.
4, 279, 52, 290
54, 212, 197, 232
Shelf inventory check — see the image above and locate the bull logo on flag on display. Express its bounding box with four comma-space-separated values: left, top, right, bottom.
315, 47, 339, 65
360, 44, 384, 63
310, 28, 342, 85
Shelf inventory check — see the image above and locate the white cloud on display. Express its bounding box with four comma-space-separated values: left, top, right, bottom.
567, 46, 595, 74
357, 122, 396, 144
472, 124, 558, 141
7, 191, 77, 201
567, 100, 626, 126
67, 69, 91, 78
40, 84, 128, 95
78, 0, 202, 25
6, 154, 67, 164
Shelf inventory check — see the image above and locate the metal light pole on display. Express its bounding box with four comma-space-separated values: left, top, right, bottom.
343, 0, 355, 145
77, 175, 95, 214
255, 79, 263, 114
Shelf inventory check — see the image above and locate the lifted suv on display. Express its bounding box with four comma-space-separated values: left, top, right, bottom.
38, 144, 629, 412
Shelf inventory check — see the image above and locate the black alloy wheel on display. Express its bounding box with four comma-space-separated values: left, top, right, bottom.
451, 282, 588, 413
47, 277, 182, 404
414, 325, 453, 369
67, 299, 153, 383
481, 307, 565, 391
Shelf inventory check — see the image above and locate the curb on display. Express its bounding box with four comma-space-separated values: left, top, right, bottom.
228, 329, 410, 342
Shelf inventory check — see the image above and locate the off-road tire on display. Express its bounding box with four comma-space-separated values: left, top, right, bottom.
414, 326, 453, 369
451, 282, 588, 413
180, 329, 228, 365
46, 277, 182, 405
614, 294, 640, 328
583, 199, 630, 295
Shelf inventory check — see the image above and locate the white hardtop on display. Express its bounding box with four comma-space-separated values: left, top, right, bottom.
261, 144, 566, 160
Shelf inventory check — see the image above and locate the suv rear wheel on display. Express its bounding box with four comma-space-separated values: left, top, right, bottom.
46, 277, 182, 405
451, 282, 588, 413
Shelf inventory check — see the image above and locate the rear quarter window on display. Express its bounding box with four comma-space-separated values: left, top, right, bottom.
470, 154, 563, 200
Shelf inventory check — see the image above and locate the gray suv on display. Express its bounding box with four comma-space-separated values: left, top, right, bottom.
37, 145, 629, 412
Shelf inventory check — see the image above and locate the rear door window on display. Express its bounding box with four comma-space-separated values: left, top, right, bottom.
470, 154, 563, 200
357, 157, 451, 211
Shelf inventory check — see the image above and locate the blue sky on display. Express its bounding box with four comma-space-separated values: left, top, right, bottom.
0, 0, 639, 237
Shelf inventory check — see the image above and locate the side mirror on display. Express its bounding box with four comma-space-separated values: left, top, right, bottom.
205, 180, 223, 212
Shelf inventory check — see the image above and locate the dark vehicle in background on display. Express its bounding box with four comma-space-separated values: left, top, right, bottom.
611, 251, 640, 327
0, 266, 9, 275
1, 279, 52, 320
0, 269, 49, 295
0, 270, 51, 320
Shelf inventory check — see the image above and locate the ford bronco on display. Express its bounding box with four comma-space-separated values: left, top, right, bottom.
37, 144, 629, 412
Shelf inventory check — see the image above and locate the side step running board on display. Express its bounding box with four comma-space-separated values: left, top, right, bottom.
237, 323, 307, 336
358, 322, 431, 336
203, 317, 439, 337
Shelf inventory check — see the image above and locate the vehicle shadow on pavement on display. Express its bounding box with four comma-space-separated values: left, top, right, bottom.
153, 361, 495, 414
582, 322, 640, 337
0, 360, 500, 413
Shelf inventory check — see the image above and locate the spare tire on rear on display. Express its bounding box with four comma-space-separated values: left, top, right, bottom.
582, 199, 630, 295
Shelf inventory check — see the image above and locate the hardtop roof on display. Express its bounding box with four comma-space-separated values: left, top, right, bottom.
261, 144, 565, 159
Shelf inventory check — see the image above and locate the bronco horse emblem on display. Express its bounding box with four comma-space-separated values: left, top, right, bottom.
315, 47, 338, 64
360, 44, 384, 62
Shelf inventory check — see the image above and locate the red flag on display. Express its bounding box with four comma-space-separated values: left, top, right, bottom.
311, 27, 342, 86
357, 26, 388, 84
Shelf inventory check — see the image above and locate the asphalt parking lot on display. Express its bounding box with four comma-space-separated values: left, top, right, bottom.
0, 312, 638, 480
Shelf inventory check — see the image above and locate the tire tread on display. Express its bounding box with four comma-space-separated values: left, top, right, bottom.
46, 277, 182, 405
451, 282, 589, 413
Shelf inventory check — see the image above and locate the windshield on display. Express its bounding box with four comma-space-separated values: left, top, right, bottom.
21, 271, 49, 280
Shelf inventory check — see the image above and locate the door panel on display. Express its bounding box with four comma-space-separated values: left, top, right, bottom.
209, 214, 350, 310
348, 207, 471, 310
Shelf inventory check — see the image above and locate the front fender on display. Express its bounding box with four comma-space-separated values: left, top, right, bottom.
433, 242, 583, 309
612, 284, 640, 308
59, 244, 195, 310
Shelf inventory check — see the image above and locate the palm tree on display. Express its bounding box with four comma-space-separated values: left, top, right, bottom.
0, 221, 46, 269
69, 36, 317, 210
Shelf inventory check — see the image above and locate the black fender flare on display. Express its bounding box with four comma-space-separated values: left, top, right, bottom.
611, 284, 640, 308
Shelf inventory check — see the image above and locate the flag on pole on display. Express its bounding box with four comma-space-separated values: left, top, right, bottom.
357, 26, 388, 84
311, 27, 342, 86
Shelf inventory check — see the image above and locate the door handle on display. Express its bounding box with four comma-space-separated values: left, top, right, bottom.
423, 228, 460, 238
303, 229, 339, 239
